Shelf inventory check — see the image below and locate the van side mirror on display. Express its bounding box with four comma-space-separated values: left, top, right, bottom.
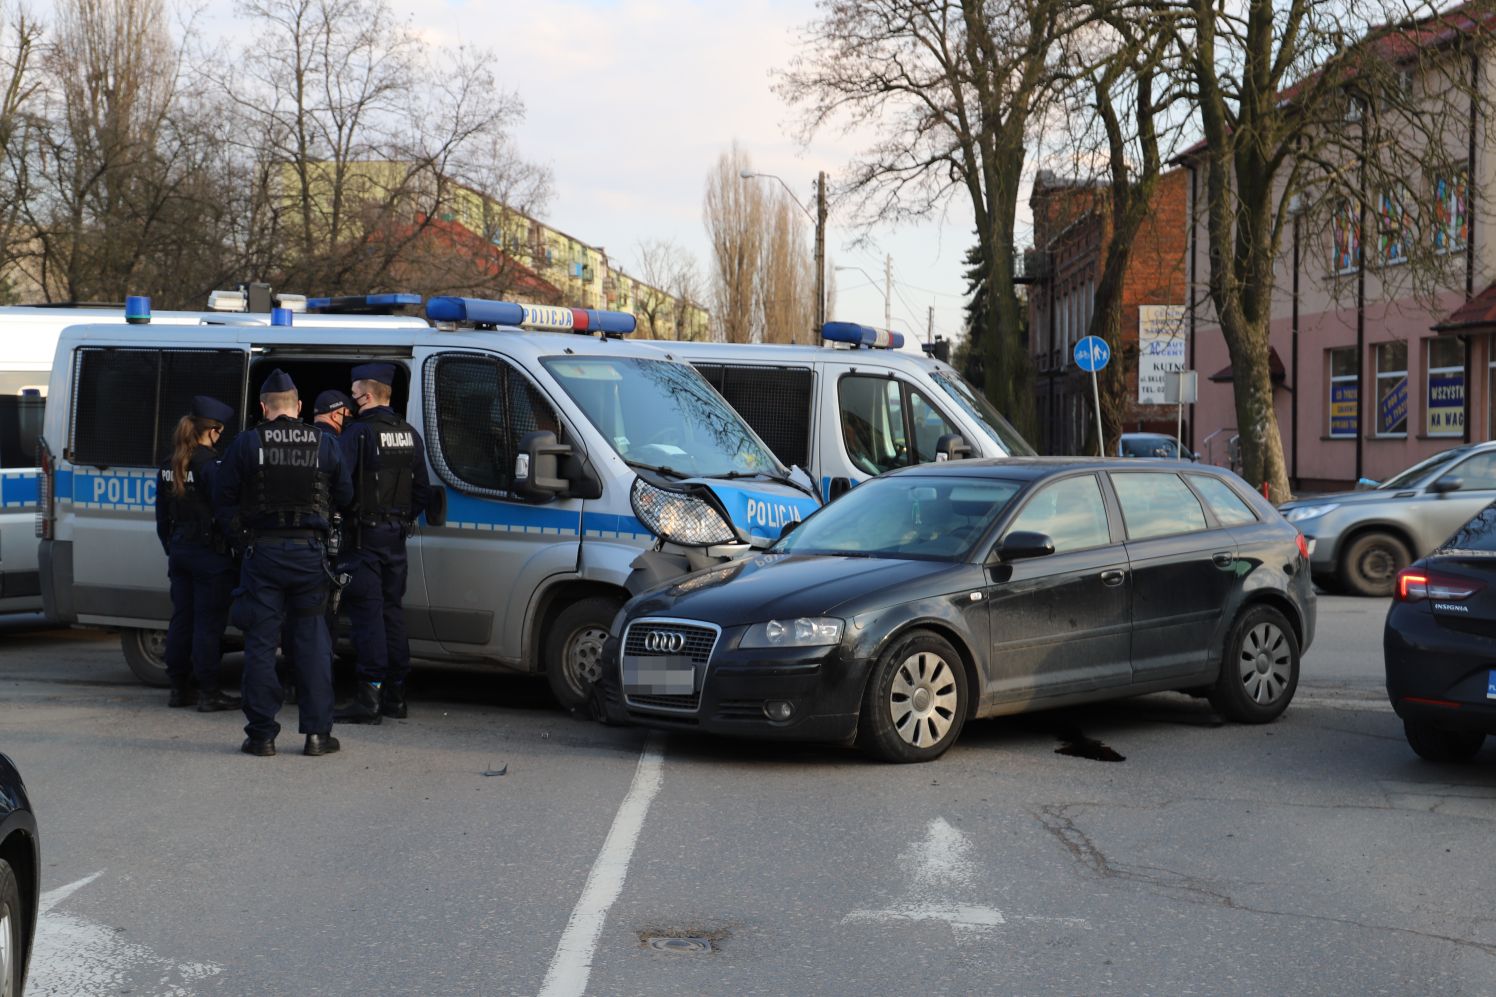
935, 433, 972, 462
828, 476, 853, 500
992, 531, 1056, 562
1430, 476, 1464, 496
779, 519, 799, 540
424, 484, 447, 527
515, 431, 572, 501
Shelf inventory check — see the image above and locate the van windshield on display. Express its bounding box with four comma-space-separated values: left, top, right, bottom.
931, 372, 1037, 456
543, 357, 781, 478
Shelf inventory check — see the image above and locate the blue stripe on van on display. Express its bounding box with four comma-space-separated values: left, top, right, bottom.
0, 470, 40, 509
62, 469, 157, 510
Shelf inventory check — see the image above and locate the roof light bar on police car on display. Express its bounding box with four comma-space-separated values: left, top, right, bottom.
425, 296, 637, 337
305, 292, 422, 314
821, 321, 905, 350
274, 293, 308, 313
208, 289, 247, 312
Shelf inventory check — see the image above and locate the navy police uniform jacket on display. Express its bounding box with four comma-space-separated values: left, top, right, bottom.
339, 406, 431, 532
155, 445, 229, 554
214, 416, 354, 538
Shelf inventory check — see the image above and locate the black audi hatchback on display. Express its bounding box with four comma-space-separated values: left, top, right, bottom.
1385, 501, 1496, 762
601, 459, 1316, 762
0, 752, 38, 995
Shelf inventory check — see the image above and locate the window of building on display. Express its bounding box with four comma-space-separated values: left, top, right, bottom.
1374, 341, 1409, 436
1434, 168, 1470, 254
1328, 347, 1359, 439
1111, 471, 1209, 539
1006, 474, 1111, 552
1331, 199, 1360, 274
71, 348, 246, 467
1378, 187, 1410, 265
1425, 337, 1465, 437
425, 353, 562, 498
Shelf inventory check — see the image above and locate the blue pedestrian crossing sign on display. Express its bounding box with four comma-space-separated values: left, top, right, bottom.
1074, 336, 1111, 372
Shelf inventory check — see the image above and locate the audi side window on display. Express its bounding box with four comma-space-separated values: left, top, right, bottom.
1112, 472, 1208, 539
1187, 474, 1259, 526
1005, 475, 1111, 553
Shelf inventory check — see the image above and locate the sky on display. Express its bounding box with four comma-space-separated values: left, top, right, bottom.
40, 0, 1009, 351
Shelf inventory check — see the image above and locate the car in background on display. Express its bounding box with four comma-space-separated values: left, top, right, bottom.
1384, 501, 1496, 762
601, 458, 1314, 762
1118, 432, 1196, 461
1279, 441, 1496, 596
0, 752, 38, 995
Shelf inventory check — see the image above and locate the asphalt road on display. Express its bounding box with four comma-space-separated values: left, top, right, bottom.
2, 595, 1494, 996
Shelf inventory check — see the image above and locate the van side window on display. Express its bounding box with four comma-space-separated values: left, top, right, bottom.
1006, 474, 1111, 552
1111, 472, 1209, 539
908, 390, 959, 463
0, 394, 44, 469
427, 353, 562, 497
694, 363, 813, 469
71, 348, 246, 467
839, 376, 910, 475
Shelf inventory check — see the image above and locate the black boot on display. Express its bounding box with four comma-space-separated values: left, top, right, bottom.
333, 682, 382, 725
304, 733, 341, 756
241, 736, 276, 757
196, 689, 242, 713
167, 682, 196, 708
380, 683, 407, 719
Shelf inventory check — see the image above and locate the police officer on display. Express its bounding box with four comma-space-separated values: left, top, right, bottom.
155, 395, 241, 711
216, 369, 353, 757
334, 363, 430, 724
277, 389, 357, 704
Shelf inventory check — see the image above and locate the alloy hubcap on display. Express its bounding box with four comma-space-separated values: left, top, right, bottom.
889, 651, 958, 747
568, 626, 610, 689
1239, 623, 1292, 704
1361, 546, 1396, 582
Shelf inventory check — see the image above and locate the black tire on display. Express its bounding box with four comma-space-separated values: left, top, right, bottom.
0, 857, 23, 997
122, 628, 170, 687
1339, 532, 1410, 598
1403, 721, 1486, 762
856, 631, 968, 763
1208, 604, 1300, 723
545, 596, 624, 712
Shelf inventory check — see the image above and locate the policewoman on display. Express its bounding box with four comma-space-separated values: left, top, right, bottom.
154, 395, 241, 711
334, 363, 430, 724
215, 369, 353, 757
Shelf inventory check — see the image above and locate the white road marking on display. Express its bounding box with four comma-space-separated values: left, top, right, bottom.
538, 733, 666, 997
29, 872, 222, 996
843, 817, 1088, 939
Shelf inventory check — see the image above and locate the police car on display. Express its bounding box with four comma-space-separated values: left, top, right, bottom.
659, 323, 1035, 501
36, 295, 820, 708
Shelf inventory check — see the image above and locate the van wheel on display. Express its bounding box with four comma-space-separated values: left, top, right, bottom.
1340, 532, 1409, 597
545, 596, 623, 712
122, 628, 170, 687
856, 631, 968, 763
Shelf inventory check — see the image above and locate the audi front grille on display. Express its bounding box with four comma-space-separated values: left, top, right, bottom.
620, 618, 720, 713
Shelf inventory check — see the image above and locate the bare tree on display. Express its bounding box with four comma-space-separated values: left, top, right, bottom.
779, 0, 1079, 438
703, 143, 766, 343
1179, 0, 1491, 499
0, 1, 39, 301
759, 195, 815, 343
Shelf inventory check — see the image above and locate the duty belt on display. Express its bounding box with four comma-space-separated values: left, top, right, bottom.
251, 528, 321, 540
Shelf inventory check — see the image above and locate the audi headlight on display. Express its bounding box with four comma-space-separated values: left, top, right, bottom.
630, 477, 738, 547
740, 617, 844, 649
1284, 503, 1340, 523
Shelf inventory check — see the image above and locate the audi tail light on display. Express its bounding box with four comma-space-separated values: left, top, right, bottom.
1395, 569, 1483, 603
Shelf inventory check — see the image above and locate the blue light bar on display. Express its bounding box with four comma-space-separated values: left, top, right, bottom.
306, 293, 422, 313
271, 307, 294, 327
426, 297, 636, 336
821, 321, 905, 349
125, 295, 151, 325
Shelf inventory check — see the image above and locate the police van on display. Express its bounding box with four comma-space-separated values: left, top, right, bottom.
36, 296, 820, 708
661, 322, 1035, 501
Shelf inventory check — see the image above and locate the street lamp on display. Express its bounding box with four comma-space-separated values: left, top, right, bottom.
739, 169, 827, 337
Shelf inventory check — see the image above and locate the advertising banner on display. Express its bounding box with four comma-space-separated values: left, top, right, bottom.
1378, 376, 1409, 433
1330, 381, 1359, 437
1138, 305, 1187, 404
1426, 371, 1465, 435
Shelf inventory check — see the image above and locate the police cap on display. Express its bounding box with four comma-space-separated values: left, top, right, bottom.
259, 368, 296, 395
350, 363, 396, 386
191, 395, 234, 424
314, 389, 355, 415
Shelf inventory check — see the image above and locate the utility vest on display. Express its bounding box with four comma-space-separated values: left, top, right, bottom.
356, 410, 416, 526
159, 449, 216, 547
244, 421, 331, 529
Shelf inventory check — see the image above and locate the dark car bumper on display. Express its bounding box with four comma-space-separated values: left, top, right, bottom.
598, 632, 866, 743
1384, 604, 1496, 734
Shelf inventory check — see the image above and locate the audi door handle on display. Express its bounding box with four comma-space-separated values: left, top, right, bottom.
1100, 569, 1126, 586
1212, 552, 1235, 567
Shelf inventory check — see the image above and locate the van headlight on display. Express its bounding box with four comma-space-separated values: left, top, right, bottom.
630, 477, 737, 547
741, 617, 844, 648
1284, 503, 1339, 523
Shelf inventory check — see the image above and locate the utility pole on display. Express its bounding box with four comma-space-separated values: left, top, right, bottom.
927, 305, 934, 347
814, 171, 827, 335
884, 254, 893, 331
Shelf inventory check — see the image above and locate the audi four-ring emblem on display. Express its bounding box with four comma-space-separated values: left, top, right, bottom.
644, 630, 687, 653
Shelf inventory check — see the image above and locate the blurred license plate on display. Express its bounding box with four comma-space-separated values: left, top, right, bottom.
1487, 670, 1496, 700
624, 657, 696, 696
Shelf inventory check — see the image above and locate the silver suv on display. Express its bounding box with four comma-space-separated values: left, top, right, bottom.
1279, 441, 1496, 596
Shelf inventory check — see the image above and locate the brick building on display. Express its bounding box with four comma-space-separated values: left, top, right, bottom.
1025, 167, 1192, 455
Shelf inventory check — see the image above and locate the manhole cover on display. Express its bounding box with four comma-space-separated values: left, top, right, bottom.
643, 936, 712, 954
